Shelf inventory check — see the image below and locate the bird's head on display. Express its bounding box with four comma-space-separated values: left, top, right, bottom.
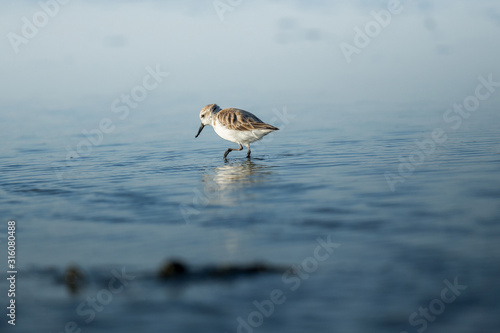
195, 104, 221, 138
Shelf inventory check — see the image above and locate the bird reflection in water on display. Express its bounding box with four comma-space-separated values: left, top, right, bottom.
202, 159, 274, 206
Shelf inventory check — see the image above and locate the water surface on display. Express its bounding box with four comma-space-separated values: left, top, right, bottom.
1, 105, 499, 332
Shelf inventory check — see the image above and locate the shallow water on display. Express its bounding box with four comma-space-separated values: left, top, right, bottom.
1, 105, 500, 333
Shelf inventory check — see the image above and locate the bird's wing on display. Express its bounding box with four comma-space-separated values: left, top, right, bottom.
216, 108, 279, 131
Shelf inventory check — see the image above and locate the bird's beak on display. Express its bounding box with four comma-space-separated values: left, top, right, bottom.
195, 124, 205, 138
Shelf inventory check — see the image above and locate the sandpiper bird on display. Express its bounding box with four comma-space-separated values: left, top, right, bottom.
195, 104, 279, 159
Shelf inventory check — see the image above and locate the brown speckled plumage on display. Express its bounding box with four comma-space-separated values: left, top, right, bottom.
196, 103, 279, 159
215, 108, 279, 131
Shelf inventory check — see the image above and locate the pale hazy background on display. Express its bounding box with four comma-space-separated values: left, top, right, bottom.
1, 0, 500, 115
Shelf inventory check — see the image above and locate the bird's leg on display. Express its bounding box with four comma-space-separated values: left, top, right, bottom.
246, 144, 251, 158
223, 143, 243, 159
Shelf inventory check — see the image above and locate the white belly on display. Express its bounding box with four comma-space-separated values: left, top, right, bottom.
213, 124, 272, 144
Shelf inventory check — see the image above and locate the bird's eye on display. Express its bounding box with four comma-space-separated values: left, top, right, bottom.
201, 115, 205, 118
